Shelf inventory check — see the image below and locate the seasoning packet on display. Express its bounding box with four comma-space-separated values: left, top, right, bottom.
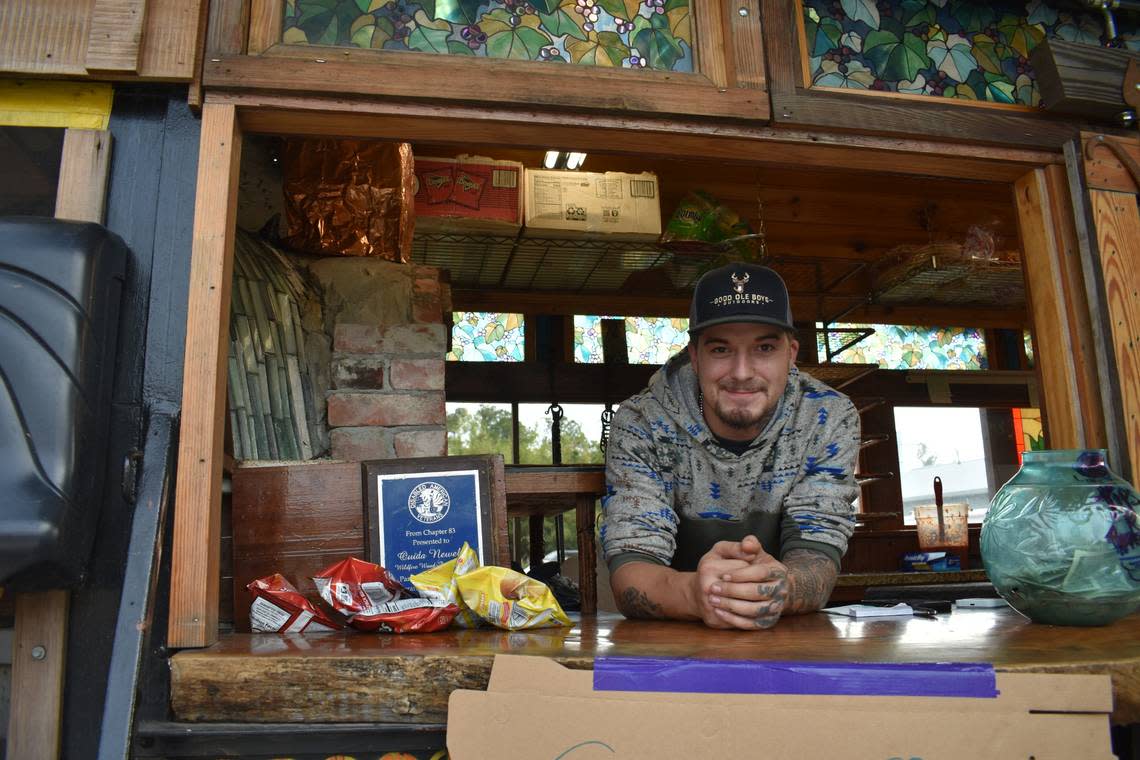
410, 542, 483, 628
455, 565, 572, 630
246, 573, 343, 633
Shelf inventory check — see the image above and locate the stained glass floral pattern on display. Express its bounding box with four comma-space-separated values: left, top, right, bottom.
816, 323, 987, 370
802, 0, 1140, 105
448, 311, 525, 361
574, 315, 689, 363
282, 0, 692, 71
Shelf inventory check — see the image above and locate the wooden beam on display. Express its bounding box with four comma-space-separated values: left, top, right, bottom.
206, 0, 250, 57
452, 289, 1028, 328
1088, 187, 1140, 484
247, 0, 281, 55
692, 0, 729, 89
54, 129, 112, 222
1014, 166, 1106, 450
1032, 40, 1140, 121
168, 103, 242, 649
729, 0, 765, 89
217, 92, 1059, 183
205, 51, 768, 121
7, 592, 69, 760
85, 0, 148, 73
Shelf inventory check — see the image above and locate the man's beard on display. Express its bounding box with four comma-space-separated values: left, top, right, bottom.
712, 400, 767, 430
712, 384, 768, 430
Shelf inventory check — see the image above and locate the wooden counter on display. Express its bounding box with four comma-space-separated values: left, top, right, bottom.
172, 608, 1140, 725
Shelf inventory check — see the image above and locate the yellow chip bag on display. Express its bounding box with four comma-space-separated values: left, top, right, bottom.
409, 543, 482, 628
455, 565, 572, 630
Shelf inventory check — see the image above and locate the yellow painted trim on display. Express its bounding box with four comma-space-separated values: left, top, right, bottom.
0, 80, 113, 130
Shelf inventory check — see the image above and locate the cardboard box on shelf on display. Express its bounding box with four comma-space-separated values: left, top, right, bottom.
524, 169, 661, 239
413, 155, 523, 232
448, 655, 1114, 759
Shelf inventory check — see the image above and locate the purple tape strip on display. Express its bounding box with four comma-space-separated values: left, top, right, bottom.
593, 657, 997, 699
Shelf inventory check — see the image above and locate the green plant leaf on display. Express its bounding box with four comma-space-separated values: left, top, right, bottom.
351, 17, 395, 47
898, 72, 926, 94
434, 0, 486, 24
808, 16, 843, 57
665, 0, 691, 44
539, 8, 587, 40
407, 10, 452, 52
595, 0, 640, 22
1054, 13, 1104, 46
567, 30, 629, 66
1026, 0, 1057, 26
996, 14, 1044, 58
480, 7, 538, 33
899, 0, 935, 27
812, 58, 874, 88
981, 71, 1015, 103
448, 39, 476, 53
632, 13, 682, 69
864, 29, 928, 82
950, 0, 994, 33
927, 33, 975, 81
1016, 72, 1038, 106
840, 0, 879, 29
485, 14, 549, 60
970, 34, 1007, 75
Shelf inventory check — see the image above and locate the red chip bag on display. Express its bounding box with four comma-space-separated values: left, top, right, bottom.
312, 557, 412, 621
422, 168, 455, 204
246, 574, 343, 633
450, 170, 486, 209
351, 598, 459, 634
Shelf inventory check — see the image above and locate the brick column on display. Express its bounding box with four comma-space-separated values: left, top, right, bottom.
310, 260, 448, 461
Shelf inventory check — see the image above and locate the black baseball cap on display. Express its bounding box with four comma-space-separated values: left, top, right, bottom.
688, 263, 794, 335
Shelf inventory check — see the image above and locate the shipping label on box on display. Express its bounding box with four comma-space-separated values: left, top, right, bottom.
414, 155, 523, 232
448, 655, 1114, 759
524, 169, 661, 239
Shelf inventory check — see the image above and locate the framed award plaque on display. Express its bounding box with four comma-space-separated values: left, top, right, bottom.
362, 454, 508, 585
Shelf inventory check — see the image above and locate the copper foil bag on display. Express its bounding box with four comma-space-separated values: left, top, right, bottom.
282, 139, 414, 260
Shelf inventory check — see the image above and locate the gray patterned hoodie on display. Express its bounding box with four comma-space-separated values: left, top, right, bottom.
601, 351, 861, 573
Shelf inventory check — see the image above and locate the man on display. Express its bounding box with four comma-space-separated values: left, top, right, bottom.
601, 263, 860, 629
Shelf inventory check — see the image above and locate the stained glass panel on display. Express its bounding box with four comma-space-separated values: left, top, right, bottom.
816, 323, 987, 370
574, 315, 689, 363
448, 311, 525, 361
802, 0, 1140, 105
1012, 407, 1044, 463
282, 0, 693, 72
1023, 330, 1035, 368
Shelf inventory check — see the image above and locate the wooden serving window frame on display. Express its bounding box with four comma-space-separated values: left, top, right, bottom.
362, 454, 511, 580
212, 0, 770, 121
165, 91, 1115, 648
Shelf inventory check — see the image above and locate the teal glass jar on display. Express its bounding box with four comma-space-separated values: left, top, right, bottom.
981, 449, 1140, 626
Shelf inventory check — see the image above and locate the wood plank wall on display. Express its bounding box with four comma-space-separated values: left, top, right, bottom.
1089, 188, 1140, 484
0, 0, 205, 80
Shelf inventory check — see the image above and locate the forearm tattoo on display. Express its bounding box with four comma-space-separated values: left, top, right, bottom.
782, 549, 838, 614
616, 586, 666, 619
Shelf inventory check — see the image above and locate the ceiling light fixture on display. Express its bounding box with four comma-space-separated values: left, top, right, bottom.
541, 150, 588, 170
